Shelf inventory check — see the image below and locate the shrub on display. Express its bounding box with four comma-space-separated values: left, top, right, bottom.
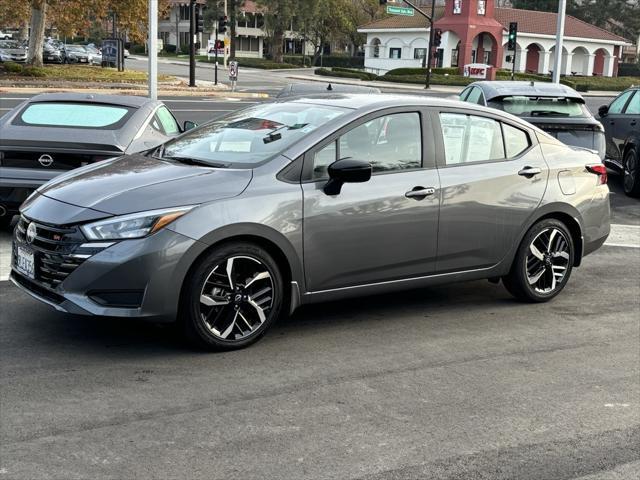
284, 54, 364, 68
130, 44, 146, 55
162, 44, 177, 54
315, 67, 375, 81
230, 57, 298, 69
386, 67, 458, 76
20, 66, 46, 77
3, 61, 22, 73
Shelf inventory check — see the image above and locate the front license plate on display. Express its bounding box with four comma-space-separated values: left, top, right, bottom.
16, 246, 35, 279
47, 56, 54, 60
79, 58, 87, 62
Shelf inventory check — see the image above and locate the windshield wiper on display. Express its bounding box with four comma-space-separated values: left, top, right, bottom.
530, 110, 570, 117
262, 123, 308, 144
163, 155, 229, 168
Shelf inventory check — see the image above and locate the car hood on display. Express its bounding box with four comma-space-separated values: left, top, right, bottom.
37, 154, 253, 216
0, 48, 26, 55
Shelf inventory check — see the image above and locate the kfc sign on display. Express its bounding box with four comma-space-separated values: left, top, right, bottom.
463, 63, 489, 79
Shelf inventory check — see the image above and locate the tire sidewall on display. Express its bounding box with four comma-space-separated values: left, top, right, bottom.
623, 147, 640, 197
183, 242, 283, 350
513, 219, 574, 302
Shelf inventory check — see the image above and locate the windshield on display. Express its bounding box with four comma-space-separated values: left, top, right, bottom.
66, 45, 86, 52
489, 96, 589, 118
162, 102, 349, 167
0, 40, 18, 49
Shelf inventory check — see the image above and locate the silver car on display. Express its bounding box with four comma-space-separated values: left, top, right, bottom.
10, 95, 611, 350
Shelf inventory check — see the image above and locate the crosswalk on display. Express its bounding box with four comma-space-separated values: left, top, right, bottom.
0, 224, 637, 283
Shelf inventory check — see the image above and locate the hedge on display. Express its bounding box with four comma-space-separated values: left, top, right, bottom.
232, 57, 299, 69
315, 68, 374, 81
3, 61, 22, 73
283, 54, 364, 68
385, 67, 458, 76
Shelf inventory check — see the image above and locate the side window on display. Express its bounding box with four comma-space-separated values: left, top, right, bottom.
459, 87, 471, 101
502, 123, 530, 157
465, 87, 484, 105
310, 113, 422, 180
439, 113, 505, 165
608, 90, 634, 114
312, 141, 337, 180
340, 112, 421, 173
156, 106, 180, 135
623, 91, 640, 115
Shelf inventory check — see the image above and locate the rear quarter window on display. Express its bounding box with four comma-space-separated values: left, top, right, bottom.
14, 102, 135, 129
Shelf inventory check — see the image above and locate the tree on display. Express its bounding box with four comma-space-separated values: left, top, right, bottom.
257, 0, 298, 62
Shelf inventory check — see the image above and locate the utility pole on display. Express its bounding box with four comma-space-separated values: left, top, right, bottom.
148, 0, 158, 100
189, 0, 196, 87
553, 0, 566, 83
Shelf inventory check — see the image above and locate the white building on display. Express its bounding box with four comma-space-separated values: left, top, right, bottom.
359, 0, 629, 77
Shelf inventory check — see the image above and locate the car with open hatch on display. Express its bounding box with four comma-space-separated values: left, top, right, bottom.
10, 94, 610, 350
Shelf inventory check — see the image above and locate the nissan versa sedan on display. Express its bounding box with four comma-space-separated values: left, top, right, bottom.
10, 95, 611, 350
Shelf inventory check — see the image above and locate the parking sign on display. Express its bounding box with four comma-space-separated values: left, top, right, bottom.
229, 61, 238, 81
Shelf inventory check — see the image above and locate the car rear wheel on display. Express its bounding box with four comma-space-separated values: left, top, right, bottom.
623, 147, 640, 198
182, 242, 283, 350
503, 219, 574, 302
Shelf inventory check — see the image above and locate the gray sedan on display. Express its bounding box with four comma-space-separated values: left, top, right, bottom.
10, 94, 610, 350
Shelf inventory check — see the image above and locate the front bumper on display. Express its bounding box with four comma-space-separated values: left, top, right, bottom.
10, 225, 205, 322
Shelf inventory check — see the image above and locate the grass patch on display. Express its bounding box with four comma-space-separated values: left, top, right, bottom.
0, 64, 174, 83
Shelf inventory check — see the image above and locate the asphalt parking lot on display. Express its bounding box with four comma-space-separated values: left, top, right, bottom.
0, 94, 639, 479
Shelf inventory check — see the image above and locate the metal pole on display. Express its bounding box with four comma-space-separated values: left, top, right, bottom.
424, 0, 435, 88
511, 48, 516, 81
223, 0, 228, 68
552, 0, 566, 83
189, 0, 196, 87
148, 0, 158, 100
214, 27, 218, 85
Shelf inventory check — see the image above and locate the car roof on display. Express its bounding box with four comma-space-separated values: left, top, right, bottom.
469, 81, 584, 101
25, 93, 159, 108
277, 83, 381, 98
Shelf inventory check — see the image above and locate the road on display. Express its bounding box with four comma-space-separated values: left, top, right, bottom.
1, 91, 639, 479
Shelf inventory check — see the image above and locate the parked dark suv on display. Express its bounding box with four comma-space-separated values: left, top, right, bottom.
598, 86, 640, 197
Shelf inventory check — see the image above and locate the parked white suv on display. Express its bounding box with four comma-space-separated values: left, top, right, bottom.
0, 30, 13, 40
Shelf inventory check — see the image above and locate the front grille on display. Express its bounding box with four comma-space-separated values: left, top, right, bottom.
14, 216, 89, 290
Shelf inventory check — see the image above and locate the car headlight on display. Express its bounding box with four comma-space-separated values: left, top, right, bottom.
80, 206, 196, 240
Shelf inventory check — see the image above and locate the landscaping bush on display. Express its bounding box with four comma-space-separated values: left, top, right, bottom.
3, 62, 22, 73
231, 57, 299, 69
330, 67, 379, 80
383, 73, 476, 86
130, 44, 146, 55
385, 67, 458, 76
284, 54, 363, 68
20, 66, 46, 77
163, 44, 177, 54
618, 63, 640, 77
315, 67, 374, 81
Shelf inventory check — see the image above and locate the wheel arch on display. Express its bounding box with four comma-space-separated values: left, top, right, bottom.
529, 210, 584, 267
178, 224, 304, 316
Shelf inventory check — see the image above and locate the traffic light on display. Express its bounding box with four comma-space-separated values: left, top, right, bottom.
218, 16, 227, 34
196, 7, 204, 33
433, 28, 442, 47
507, 22, 518, 51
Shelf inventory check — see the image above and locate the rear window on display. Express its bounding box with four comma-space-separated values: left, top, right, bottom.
16, 102, 134, 129
489, 96, 589, 118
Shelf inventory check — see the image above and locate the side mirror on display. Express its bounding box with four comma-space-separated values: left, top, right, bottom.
183, 120, 197, 131
598, 105, 609, 117
324, 159, 372, 195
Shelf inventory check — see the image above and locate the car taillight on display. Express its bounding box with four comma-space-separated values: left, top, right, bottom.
586, 164, 608, 185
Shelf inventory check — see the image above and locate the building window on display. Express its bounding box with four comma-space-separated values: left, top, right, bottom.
435, 48, 444, 67
453, 0, 462, 14
179, 32, 190, 50
471, 50, 477, 63
414, 48, 426, 60
477, 0, 486, 15
179, 5, 190, 21
451, 49, 459, 67
236, 36, 260, 52
371, 38, 381, 58
389, 47, 401, 59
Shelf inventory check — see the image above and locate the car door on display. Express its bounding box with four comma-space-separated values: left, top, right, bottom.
603, 89, 635, 163
433, 109, 548, 273
619, 90, 640, 149
302, 109, 440, 292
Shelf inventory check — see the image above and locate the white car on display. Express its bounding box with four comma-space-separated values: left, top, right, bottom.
0, 30, 13, 40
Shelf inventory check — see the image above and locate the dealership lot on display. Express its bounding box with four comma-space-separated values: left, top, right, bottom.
0, 94, 638, 479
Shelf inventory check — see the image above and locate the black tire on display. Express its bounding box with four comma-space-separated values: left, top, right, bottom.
623, 146, 640, 198
502, 219, 574, 303
181, 242, 284, 350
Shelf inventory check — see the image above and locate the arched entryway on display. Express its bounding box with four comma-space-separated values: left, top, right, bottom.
472, 31, 501, 68
525, 43, 543, 74
370, 37, 381, 59
571, 46, 590, 76
593, 48, 607, 75
549, 45, 568, 76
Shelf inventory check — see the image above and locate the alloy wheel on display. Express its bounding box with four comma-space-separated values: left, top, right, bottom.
623, 151, 637, 194
525, 227, 571, 295
198, 255, 274, 341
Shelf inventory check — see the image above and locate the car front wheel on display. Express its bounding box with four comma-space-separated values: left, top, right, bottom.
503, 219, 574, 302
623, 146, 640, 198
182, 242, 283, 350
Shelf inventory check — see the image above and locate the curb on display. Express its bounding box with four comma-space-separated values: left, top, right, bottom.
284, 74, 462, 94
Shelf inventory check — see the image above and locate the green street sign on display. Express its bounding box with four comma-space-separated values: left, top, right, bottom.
387, 5, 414, 16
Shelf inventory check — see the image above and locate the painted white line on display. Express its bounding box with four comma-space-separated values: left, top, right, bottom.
605, 224, 640, 248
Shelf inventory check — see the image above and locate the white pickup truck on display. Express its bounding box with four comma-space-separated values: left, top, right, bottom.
0, 30, 13, 40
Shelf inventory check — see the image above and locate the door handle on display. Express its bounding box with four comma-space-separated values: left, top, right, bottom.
631, 120, 637, 126
405, 187, 436, 199
518, 166, 542, 177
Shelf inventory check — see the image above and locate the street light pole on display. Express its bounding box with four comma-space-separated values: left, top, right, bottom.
148, 0, 158, 100
189, 0, 196, 87
395, 0, 435, 89
552, 0, 566, 83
